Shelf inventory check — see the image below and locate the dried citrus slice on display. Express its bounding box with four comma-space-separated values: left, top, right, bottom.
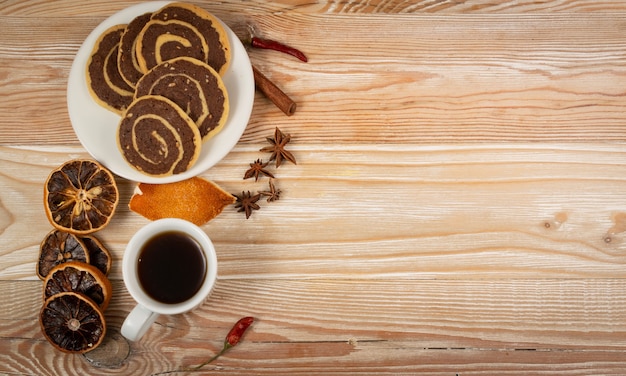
37, 229, 89, 280
40, 291, 106, 353
79, 235, 112, 276
129, 177, 235, 226
43, 261, 112, 311
44, 159, 119, 235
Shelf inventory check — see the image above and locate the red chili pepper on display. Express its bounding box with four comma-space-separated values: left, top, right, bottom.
185, 316, 255, 371
225, 316, 254, 347
251, 37, 308, 62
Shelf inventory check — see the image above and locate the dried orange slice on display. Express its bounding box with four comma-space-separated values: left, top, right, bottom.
37, 229, 89, 280
43, 261, 112, 311
129, 177, 235, 226
79, 235, 112, 276
44, 159, 119, 235
40, 291, 106, 353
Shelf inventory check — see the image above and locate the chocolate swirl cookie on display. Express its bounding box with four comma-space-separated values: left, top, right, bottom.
117, 95, 201, 176
135, 19, 209, 74
135, 57, 229, 140
147, 2, 231, 75
86, 24, 134, 114
117, 12, 152, 88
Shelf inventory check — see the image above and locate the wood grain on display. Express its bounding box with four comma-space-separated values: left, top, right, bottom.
2, 4, 626, 144
2, 143, 625, 373
2, 278, 625, 375
4, 0, 626, 16
2, 0, 626, 374
2, 144, 626, 280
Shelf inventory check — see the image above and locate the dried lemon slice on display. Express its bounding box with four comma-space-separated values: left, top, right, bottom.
40, 291, 106, 353
37, 229, 89, 280
79, 234, 112, 276
44, 159, 119, 235
43, 261, 112, 311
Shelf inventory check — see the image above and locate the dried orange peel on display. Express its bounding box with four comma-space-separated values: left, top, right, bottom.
129, 176, 235, 226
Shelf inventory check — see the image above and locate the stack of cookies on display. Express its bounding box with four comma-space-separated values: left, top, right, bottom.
86, 2, 231, 177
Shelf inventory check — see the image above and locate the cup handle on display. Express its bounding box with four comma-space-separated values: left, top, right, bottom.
121, 304, 160, 341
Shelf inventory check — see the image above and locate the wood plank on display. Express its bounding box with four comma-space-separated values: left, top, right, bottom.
313, 0, 626, 13
2, 12, 626, 144
1, 278, 624, 375
2, 144, 625, 281
2, 1, 626, 374
3, 0, 626, 16
245, 12, 626, 143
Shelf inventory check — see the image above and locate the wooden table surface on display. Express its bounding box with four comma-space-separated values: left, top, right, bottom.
2, 0, 626, 374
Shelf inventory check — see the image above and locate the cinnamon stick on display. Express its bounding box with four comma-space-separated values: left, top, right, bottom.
252, 65, 296, 116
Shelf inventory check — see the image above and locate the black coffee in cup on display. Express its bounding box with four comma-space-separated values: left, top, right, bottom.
137, 231, 207, 304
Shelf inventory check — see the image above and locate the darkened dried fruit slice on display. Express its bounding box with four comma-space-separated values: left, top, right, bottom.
37, 229, 89, 280
40, 291, 106, 353
43, 261, 112, 310
44, 159, 119, 235
79, 235, 112, 276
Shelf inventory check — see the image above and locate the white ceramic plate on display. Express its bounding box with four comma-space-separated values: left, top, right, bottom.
67, 1, 254, 183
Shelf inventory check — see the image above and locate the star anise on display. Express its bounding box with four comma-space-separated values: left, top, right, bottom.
234, 191, 261, 219
243, 159, 274, 181
260, 127, 297, 168
258, 179, 281, 202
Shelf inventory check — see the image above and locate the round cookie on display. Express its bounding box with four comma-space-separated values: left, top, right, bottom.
135, 19, 208, 74
118, 12, 152, 88
86, 24, 134, 114
149, 2, 231, 75
134, 57, 229, 140
117, 95, 201, 176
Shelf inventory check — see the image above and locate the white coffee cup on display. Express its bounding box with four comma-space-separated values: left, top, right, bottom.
121, 218, 218, 341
